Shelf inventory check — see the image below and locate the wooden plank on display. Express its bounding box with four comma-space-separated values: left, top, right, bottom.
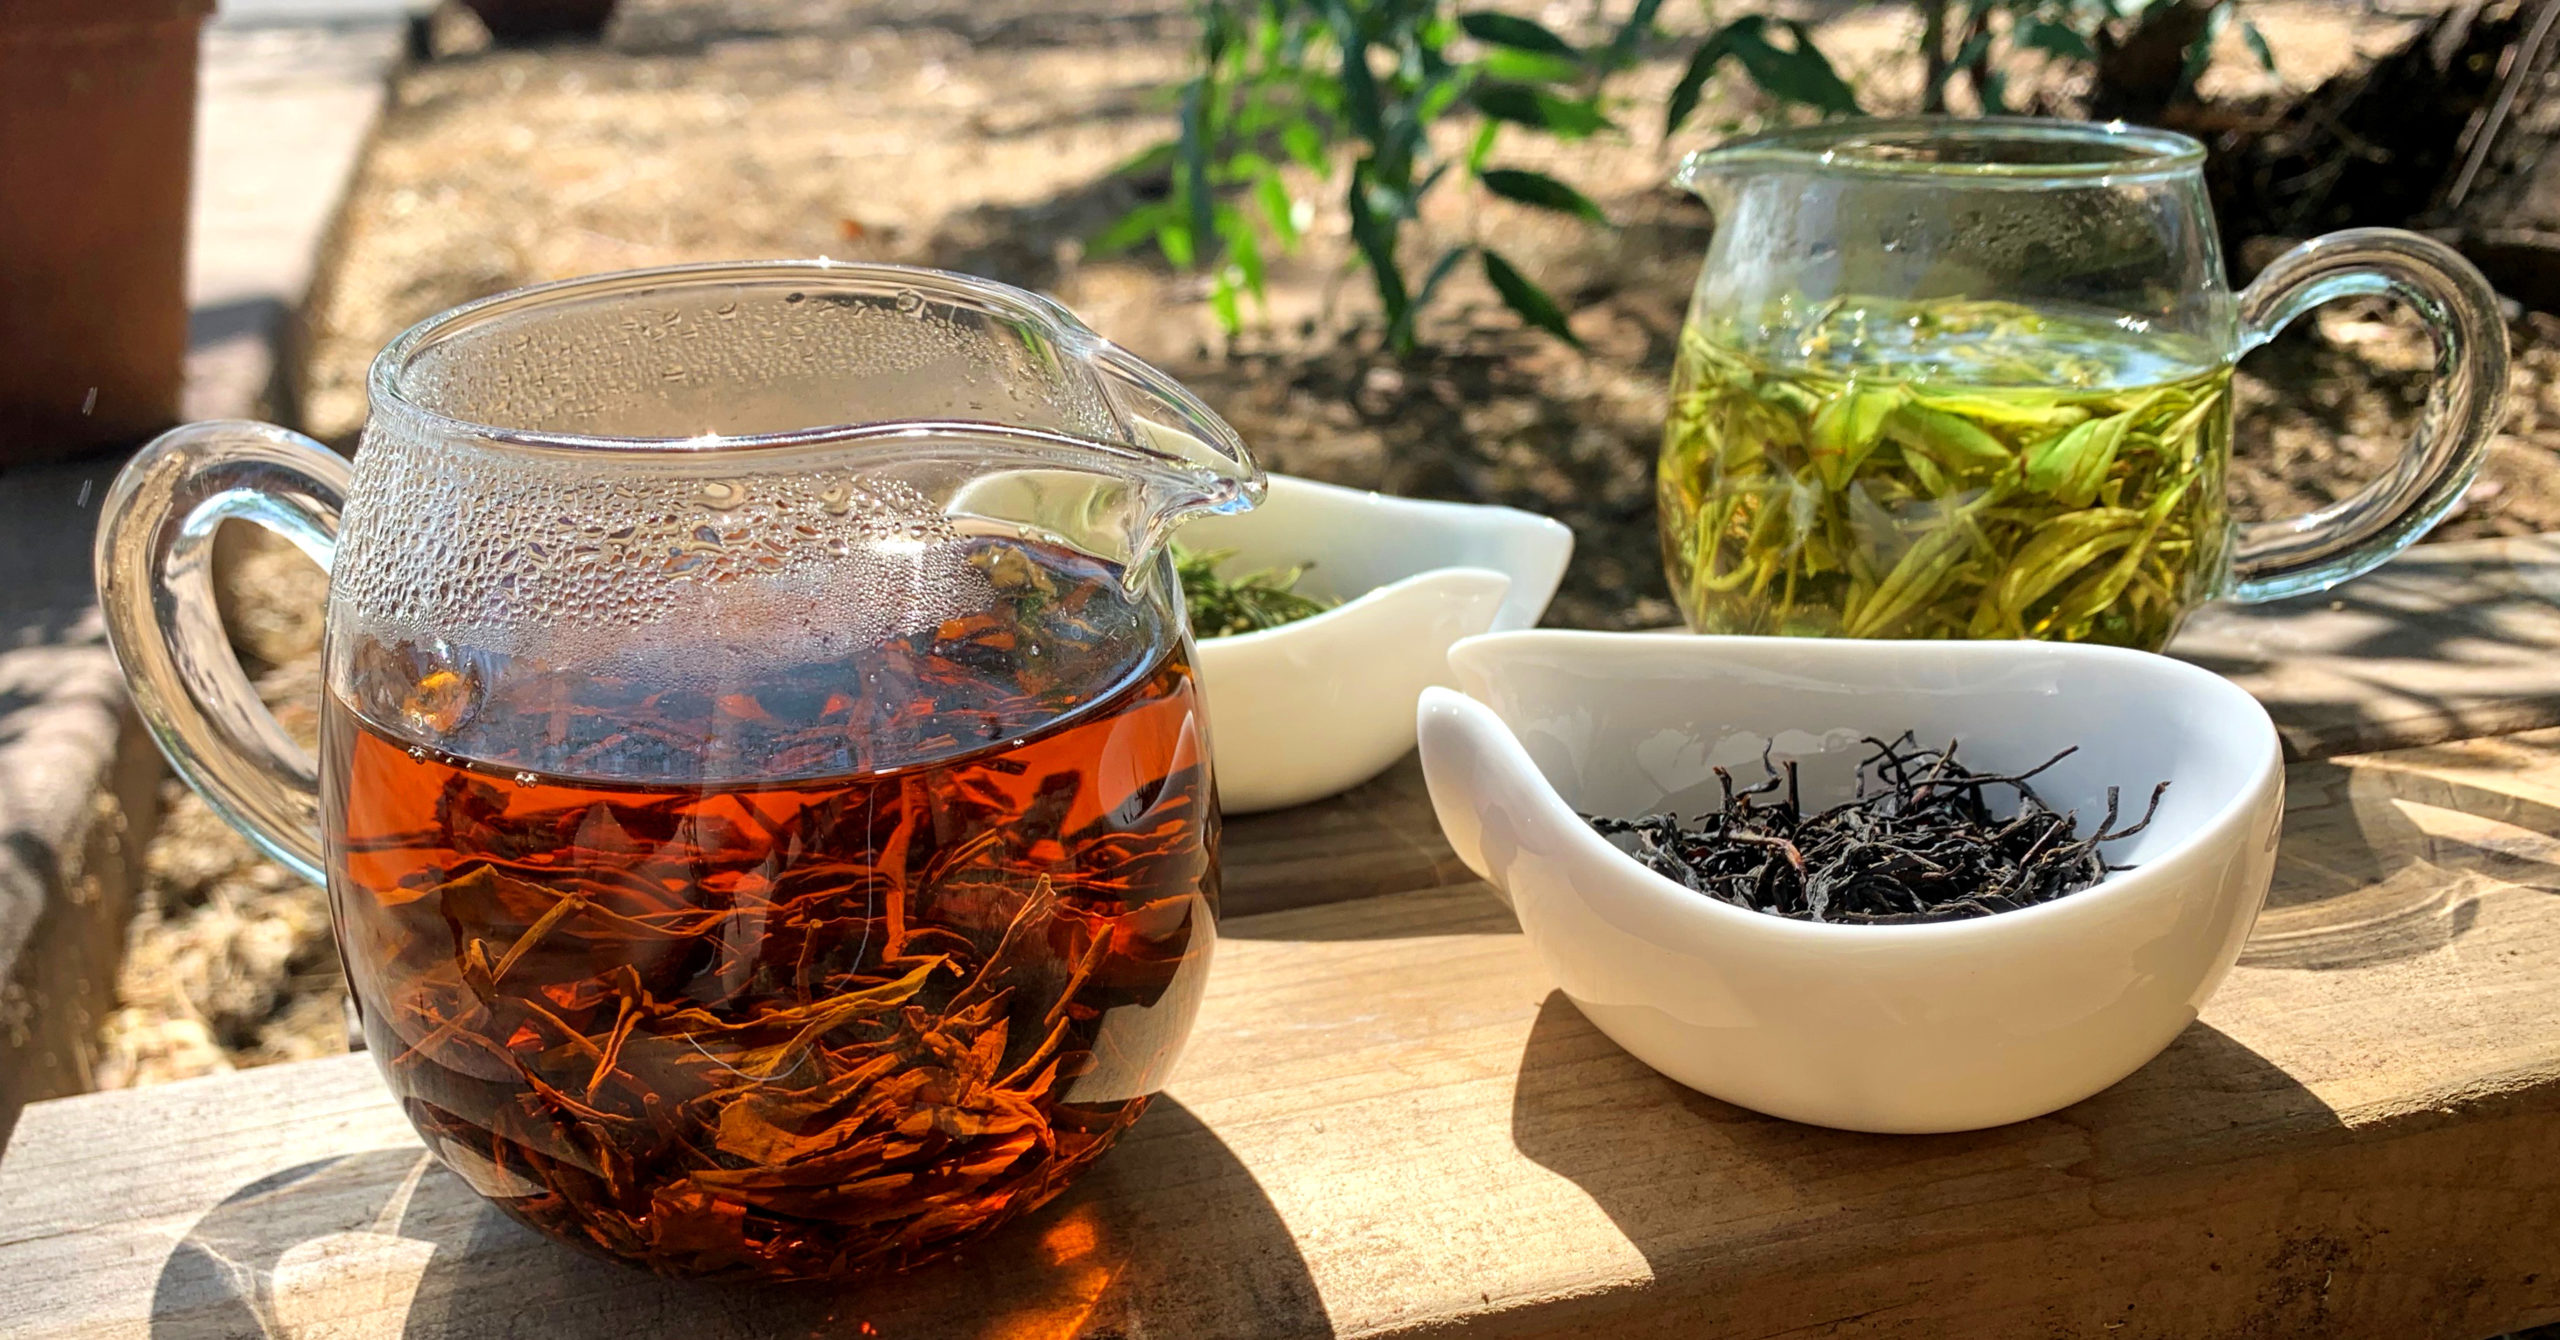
1228, 536, 2560, 919
2172, 534, 2560, 761
7, 732, 2560, 1338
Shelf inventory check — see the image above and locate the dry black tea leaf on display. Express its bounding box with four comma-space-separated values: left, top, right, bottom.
1585, 733, 2166, 925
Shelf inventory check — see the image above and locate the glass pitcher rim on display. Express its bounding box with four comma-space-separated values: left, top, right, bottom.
361, 258, 1229, 473
1678, 116, 2206, 187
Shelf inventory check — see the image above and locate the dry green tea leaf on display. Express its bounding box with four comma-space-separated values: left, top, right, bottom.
1175, 544, 1335, 636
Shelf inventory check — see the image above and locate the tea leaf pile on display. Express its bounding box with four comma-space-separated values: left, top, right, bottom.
1175, 544, 1334, 637
1659, 297, 2233, 650
1585, 734, 2167, 924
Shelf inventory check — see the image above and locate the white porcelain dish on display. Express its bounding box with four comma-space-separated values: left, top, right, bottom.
1416, 631, 2284, 1133
1182, 475, 1571, 814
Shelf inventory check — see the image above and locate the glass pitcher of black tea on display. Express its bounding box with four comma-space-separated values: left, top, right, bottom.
1662, 117, 2507, 649
93, 261, 1260, 1281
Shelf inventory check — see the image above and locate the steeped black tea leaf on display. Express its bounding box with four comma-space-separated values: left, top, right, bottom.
1585, 733, 2167, 924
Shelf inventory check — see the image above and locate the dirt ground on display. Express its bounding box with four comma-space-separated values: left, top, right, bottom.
97, 0, 2560, 1086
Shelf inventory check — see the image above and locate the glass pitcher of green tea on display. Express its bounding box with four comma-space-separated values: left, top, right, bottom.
1661, 117, 2507, 649
93, 262, 1259, 1281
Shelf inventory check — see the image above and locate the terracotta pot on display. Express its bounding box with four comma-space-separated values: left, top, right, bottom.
458, 0, 618, 43
0, 0, 209, 465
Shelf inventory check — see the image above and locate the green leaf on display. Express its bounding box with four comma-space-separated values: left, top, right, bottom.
1214, 150, 1276, 186
2180, 1, 2232, 94
1413, 160, 1454, 206
1808, 383, 1906, 488
1976, 67, 2010, 115
1415, 244, 1473, 312
1415, 66, 1474, 122
1479, 168, 1608, 225
1481, 47, 1587, 84
1346, 162, 1413, 341
1460, 11, 1578, 56
1217, 204, 1267, 300
1481, 249, 1581, 347
1885, 402, 2009, 476
1255, 171, 1301, 247
1471, 82, 1613, 138
2015, 17, 2096, 61
2023, 403, 2146, 507
1668, 16, 1859, 130
1756, 19, 1860, 113
1947, 27, 1995, 73
1977, 506, 2145, 637
1604, 0, 1668, 72
1198, 0, 1235, 61
1089, 200, 1173, 257
2241, 17, 2277, 73
1156, 220, 1196, 269
1281, 121, 1330, 175
1665, 24, 1739, 134
1466, 120, 1502, 172
1209, 269, 1243, 334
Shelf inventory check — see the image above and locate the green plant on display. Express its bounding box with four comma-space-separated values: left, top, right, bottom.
1917, 0, 2275, 116
1100, 0, 1661, 354
1666, 13, 1862, 131
1662, 0, 2275, 136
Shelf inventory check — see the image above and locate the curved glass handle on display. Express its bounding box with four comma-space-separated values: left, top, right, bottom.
93, 420, 349, 885
2226, 227, 2510, 603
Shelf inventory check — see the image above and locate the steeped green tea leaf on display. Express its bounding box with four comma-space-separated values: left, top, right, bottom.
1659, 295, 2231, 649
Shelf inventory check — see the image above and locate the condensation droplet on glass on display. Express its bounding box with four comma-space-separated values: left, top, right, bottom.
785, 292, 806, 304
893, 289, 926, 316
818, 482, 855, 516
513, 770, 540, 788
696, 479, 746, 510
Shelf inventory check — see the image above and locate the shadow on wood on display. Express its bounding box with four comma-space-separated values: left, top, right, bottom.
1506, 989, 2343, 1274
1221, 754, 1474, 931
2171, 535, 2560, 761
147, 1096, 1330, 1338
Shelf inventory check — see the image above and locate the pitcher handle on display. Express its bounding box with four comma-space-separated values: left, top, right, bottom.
2224, 228, 2509, 603
94, 420, 348, 885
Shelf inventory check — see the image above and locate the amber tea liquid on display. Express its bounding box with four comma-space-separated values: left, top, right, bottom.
321, 538, 1215, 1281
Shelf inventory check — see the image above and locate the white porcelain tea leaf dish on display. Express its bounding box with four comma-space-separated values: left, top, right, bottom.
1185, 475, 1571, 813
1416, 631, 2285, 1133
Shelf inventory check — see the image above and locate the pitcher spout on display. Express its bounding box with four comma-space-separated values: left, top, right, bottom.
1671, 147, 1744, 214
1078, 338, 1263, 577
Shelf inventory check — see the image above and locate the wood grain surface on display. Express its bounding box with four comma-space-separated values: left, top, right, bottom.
5, 726, 2558, 1339
2173, 533, 2560, 761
